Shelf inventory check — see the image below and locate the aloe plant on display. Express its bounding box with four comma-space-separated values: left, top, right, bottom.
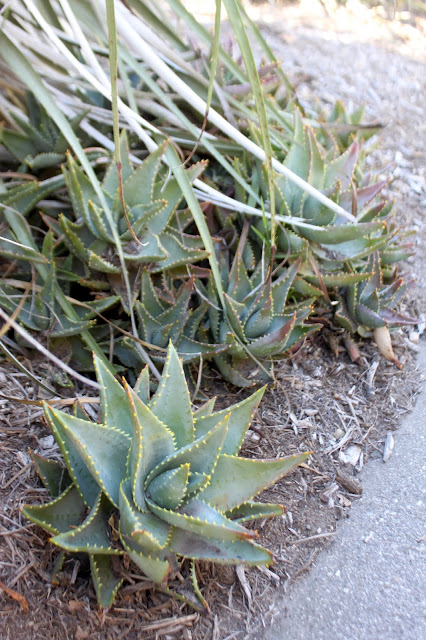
333, 251, 417, 366
0, 0, 416, 387
0, 172, 119, 376
244, 110, 397, 272
321, 100, 382, 153
203, 234, 320, 386
23, 342, 309, 607
114, 271, 227, 368
51, 133, 208, 310
0, 92, 88, 171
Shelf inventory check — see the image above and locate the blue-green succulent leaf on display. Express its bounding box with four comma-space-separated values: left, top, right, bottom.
22, 484, 86, 535
225, 501, 284, 523
194, 386, 266, 456
90, 554, 124, 609
146, 496, 255, 541
133, 365, 150, 405
145, 414, 229, 488
29, 450, 72, 497
356, 302, 386, 328
122, 141, 167, 207
200, 452, 310, 511
169, 528, 273, 565
46, 407, 130, 507
124, 383, 175, 512
149, 342, 194, 448
44, 405, 100, 508
119, 478, 170, 551
120, 535, 172, 584
51, 492, 121, 554
147, 464, 190, 511
93, 354, 133, 437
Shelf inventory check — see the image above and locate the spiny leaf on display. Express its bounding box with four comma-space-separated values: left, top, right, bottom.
133, 366, 150, 404
200, 452, 310, 511
193, 398, 217, 419
47, 407, 130, 507
122, 141, 167, 207
146, 496, 254, 542
125, 383, 175, 512
44, 405, 100, 508
22, 484, 86, 535
150, 342, 194, 448
120, 536, 172, 584
51, 492, 121, 554
93, 354, 133, 437
169, 528, 273, 565
145, 414, 229, 488
119, 478, 170, 551
194, 386, 265, 456
90, 554, 124, 608
147, 464, 190, 511
29, 451, 72, 497
225, 501, 284, 523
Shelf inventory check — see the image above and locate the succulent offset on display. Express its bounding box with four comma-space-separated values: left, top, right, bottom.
115, 270, 227, 368
0, 92, 88, 171
23, 342, 309, 607
204, 239, 320, 386
247, 110, 399, 274
334, 252, 416, 333
333, 251, 417, 365
230, 107, 416, 367
55, 134, 208, 308
0, 130, 217, 374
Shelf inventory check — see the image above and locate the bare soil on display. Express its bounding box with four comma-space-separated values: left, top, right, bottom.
0, 3, 425, 639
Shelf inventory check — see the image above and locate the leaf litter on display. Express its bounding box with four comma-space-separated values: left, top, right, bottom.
0, 2, 425, 639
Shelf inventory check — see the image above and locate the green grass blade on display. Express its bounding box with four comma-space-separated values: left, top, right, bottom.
114, 1, 355, 223
223, 0, 276, 249
205, 0, 222, 133
164, 144, 225, 306
121, 49, 261, 205
238, 1, 295, 99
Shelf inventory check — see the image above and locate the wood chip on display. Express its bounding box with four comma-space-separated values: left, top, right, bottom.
0, 579, 29, 612
339, 443, 362, 466
291, 531, 336, 545
336, 469, 363, 495
257, 565, 280, 586
236, 566, 252, 607
383, 432, 395, 462
138, 614, 197, 632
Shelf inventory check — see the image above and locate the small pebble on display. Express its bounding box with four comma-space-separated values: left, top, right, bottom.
408, 330, 420, 344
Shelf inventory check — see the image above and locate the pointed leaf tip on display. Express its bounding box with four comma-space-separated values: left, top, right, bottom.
150, 341, 194, 448
92, 353, 133, 437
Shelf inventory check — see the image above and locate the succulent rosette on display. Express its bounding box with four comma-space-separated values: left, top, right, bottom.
23, 342, 309, 607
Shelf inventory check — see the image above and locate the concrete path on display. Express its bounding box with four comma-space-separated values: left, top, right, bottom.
254, 346, 426, 640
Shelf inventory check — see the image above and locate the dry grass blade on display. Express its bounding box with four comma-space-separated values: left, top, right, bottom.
0, 307, 100, 389
0, 281, 31, 340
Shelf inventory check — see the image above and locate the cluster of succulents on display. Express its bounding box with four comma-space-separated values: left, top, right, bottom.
203, 244, 319, 386
0, 91, 417, 385
0, 0, 418, 619
334, 251, 417, 366
52, 135, 209, 304
0, 93, 88, 172
224, 105, 416, 367
23, 343, 309, 607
